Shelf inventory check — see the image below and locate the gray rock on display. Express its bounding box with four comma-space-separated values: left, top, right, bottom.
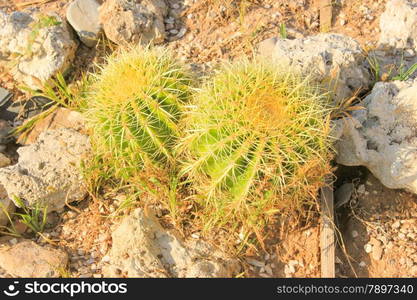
0, 10, 77, 90
0, 240, 68, 277
258, 33, 371, 102
99, 0, 167, 47
379, 0, 417, 51
336, 79, 417, 194
66, 0, 102, 47
102, 208, 239, 278
0, 129, 91, 211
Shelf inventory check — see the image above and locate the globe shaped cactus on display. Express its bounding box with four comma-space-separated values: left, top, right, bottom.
179, 59, 334, 230
85, 47, 193, 182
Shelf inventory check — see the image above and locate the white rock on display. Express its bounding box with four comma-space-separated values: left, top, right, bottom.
258, 33, 371, 102
0, 129, 91, 211
99, 0, 168, 46
176, 27, 187, 38
103, 208, 239, 278
335, 79, 417, 194
351, 230, 359, 238
0, 10, 77, 89
379, 0, 417, 51
66, 0, 102, 47
284, 264, 296, 274
364, 243, 373, 253
246, 258, 265, 268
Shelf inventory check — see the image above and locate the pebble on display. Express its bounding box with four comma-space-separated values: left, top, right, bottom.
364, 243, 373, 253
404, 49, 415, 58
170, 29, 179, 35
351, 230, 359, 238
101, 255, 110, 263
264, 265, 273, 276
284, 264, 295, 274
246, 258, 265, 268
392, 220, 401, 229
165, 17, 175, 24
288, 260, 298, 267
176, 27, 187, 38
272, 12, 281, 19
359, 261, 366, 267
172, 3, 180, 9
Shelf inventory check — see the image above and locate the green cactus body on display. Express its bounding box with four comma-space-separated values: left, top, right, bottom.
86, 47, 192, 181
179, 60, 333, 229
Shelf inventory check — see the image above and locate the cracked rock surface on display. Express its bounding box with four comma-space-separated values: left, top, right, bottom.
0, 128, 91, 211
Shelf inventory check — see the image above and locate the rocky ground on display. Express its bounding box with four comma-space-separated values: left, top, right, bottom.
0, 0, 416, 278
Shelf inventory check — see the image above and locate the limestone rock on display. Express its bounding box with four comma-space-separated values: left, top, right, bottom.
336, 79, 417, 194
379, 0, 417, 51
258, 33, 371, 102
103, 208, 239, 278
0, 240, 68, 277
99, 0, 167, 46
0, 10, 77, 89
66, 0, 102, 47
0, 129, 91, 211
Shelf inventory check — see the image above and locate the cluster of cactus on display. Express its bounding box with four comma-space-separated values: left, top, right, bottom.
85, 47, 192, 182
85, 48, 333, 234
178, 60, 333, 230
